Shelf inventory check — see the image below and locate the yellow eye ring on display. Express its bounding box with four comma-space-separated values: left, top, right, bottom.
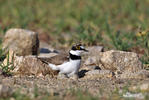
76, 46, 80, 50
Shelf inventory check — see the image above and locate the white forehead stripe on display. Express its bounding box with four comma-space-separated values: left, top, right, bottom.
70, 50, 81, 56
80, 46, 84, 49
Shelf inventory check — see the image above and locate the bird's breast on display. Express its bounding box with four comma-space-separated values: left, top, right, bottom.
70, 60, 81, 69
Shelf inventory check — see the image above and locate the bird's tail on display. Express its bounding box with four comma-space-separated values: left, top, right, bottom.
48, 63, 59, 70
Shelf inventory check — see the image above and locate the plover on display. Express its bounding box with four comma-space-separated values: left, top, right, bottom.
40, 44, 88, 78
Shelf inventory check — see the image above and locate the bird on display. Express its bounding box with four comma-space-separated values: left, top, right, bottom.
40, 44, 88, 78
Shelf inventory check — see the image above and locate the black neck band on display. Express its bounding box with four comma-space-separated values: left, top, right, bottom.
69, 53, 81, 60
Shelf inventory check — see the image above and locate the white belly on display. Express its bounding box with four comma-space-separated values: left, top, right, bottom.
58, 60, 81, 75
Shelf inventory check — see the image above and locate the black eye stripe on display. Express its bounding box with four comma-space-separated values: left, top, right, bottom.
71, 44, 85, 51
71, 46, 77, 50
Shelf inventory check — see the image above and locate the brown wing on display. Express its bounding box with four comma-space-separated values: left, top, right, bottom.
38, 53, 69, 65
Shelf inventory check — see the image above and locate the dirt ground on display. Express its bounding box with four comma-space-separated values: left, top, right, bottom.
1, 74, 149, 99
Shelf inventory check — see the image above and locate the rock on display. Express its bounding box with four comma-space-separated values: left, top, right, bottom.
87, 46, 104, 56
2, 28, 39, 56
84, 56, 103, 70
118, 70, 149, 79
84, 57, 97, 66
38, 53, 58, 58
84, 70, 114, 79
2, 50, 58, 76
83, 46, 103, 69
0, 84, 13, 98
84, 50, 142, 73
84, 50, 146, 79
100, 50, 143, 72
13, 55, 58, 76
84, 46, 103, 64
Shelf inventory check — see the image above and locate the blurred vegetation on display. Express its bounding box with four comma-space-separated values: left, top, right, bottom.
0, 51, 14, 76
0, 86, 149, 100
0, 0, 149, 63
1, 0, 148, 64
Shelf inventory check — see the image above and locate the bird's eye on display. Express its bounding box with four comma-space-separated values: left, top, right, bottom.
76, 46, 80, 50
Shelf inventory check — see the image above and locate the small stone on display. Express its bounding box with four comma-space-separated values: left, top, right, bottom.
123, 92, 144, 99
57, 73, 67, 79
84, 70, 113, 79
118, 70, 149, 79
2, 78, 15, 86
0, 84, 13, 98
10, 97, 15, 100
129, 83, 149, 92
140, 83, 149, 91
69, 74, 78, 80
24, 81, 34, 87
86, 70, 100, 75
2, 28, 39, 56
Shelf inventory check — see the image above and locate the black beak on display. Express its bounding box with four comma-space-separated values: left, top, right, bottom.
83, 49, 88, 52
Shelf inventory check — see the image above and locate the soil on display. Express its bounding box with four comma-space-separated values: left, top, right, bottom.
0, 75, 149, 97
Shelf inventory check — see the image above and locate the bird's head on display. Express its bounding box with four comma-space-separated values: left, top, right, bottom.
70, 43, 88, 56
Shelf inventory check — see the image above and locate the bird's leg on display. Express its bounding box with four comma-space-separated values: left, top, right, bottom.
67, 72, 78, 80
57, 72, 67, 79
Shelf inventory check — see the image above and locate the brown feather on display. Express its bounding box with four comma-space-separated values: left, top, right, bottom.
38, 52, 69, 65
